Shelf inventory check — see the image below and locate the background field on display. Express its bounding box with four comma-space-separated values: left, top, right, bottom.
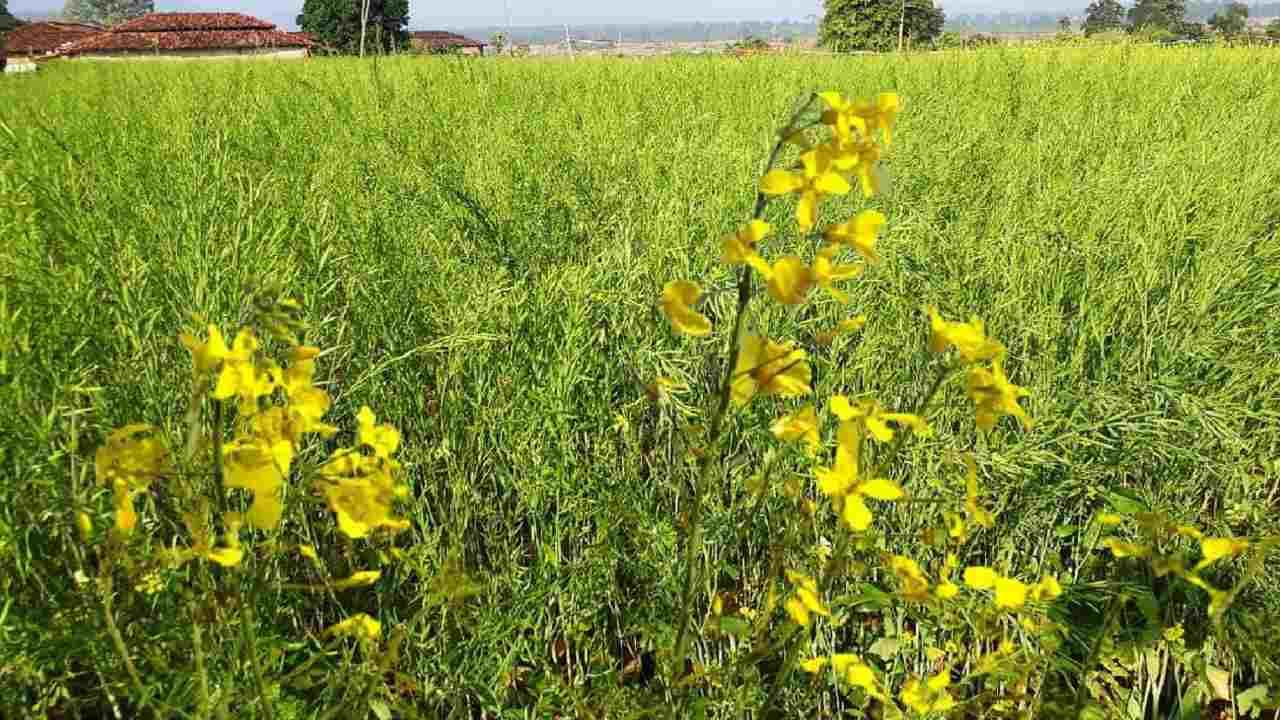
2, 47, 1279, 715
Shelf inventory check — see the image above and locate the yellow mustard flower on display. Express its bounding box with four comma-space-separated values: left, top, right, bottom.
815, 315, 868, 346
935, 580, 960, 600
994, 576, 1030, 609
720, 219, 773, 273
333, 570, 382, 590
764, 255, 816, 305
1104, 538, 1150, 559
963, 455, 995, 529
963, 566, 998, 590
95, 424, 170, 491
830, 395, 931, 443
223, 438, 288, 531
76, 511, 93, 542
760, 145, 853, 232
770, 405, 820, 449
170, 511, 244, 568
95, 424, 170, 535
281, 346, 338, 437
824, 209, 886, 264
854, 93, 902, 147
326, 613, 382, 643
178, 324, 229, 375
731, 336, 812, 406
1197, 536, 1249, 568
900, 670, 957, 716
890, 555, 931, 602
356, 406, 401, 460
112, 478, 139, 536
659, 280, 713, 337
784, 569, 830, 627
966, 357, 1032, 431
212, 329, 279, 417
815, 421, 904, 531
1029, 575, 1063, 602
925, 306, 1005, 362
812, 246, 864, 304
319, 451, 411, 539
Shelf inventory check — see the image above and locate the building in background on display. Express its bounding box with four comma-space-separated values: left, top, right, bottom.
58, 12, 311, 61
3, 21, 100, 72
409, 31, 486, 55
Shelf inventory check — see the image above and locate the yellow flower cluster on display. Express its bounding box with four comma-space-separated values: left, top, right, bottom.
318, 407, 411, 539
94, 424, 171, 536
653, 90, 1058, 712
1102, 512, 1253, 617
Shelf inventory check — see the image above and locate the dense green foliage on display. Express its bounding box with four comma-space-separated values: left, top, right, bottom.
61, 0, 152, 27
1208, 1, 1249, 35
1083, 0, 1127, 35
296, 0, 408, 54
2, 48, 1280, 717
820, 0, 945, 51
1129, 0, 1189, 30
0, 0, 21, 32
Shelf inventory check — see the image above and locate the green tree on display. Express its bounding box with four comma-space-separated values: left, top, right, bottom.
1267, 17, 1280, 38
61, 0, 152, 26
819, 0, 945, 52
1207, 1, 1248, 35
297, 0, 408, 54
1082, 0, 1126, 35
1057, 15, 1073, 30
1, 0, 23, 32
1127, 0, 1186, 31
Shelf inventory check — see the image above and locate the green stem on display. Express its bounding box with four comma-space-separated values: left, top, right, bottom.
100, 578, 153, 714
191, 602, 211, 720
670, 95, 820, 681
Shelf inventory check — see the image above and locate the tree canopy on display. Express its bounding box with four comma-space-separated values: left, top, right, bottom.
819, 0, 944, 52
1207, 1, 1248, 34
1082, 0, 1126, 34
1127, 0, 1187, 31
297, 0, 409, 54
1, 0, 23, 32
62, 0, 152, 27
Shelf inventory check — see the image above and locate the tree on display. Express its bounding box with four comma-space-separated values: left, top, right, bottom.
1127, 0, 1186, 31
1057, 15, 1073, 30
1, 0, 24, 31
297, 0, 408, 55
62, 0, 152, 26
1082, 0, 1125, 34
1207, 1, 1248, 35
819, 0, 944, 52
1268, 17, 1280, 38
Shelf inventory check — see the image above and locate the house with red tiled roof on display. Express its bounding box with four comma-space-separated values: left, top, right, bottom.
58, 12, 312, 61
3, 21, 101, 72
409, 31, 486, 55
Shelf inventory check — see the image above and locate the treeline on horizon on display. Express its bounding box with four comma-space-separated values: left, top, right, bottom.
449, 0, 1277, 43
7, 0, 1278, 38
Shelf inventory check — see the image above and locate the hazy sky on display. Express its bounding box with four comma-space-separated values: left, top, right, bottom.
12, 0, 1071, 29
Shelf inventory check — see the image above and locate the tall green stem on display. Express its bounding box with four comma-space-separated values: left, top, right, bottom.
671, 95, 819, 681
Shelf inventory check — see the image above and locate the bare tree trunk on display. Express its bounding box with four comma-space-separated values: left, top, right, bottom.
898, 0, 907, 51
359, 0, 371, 57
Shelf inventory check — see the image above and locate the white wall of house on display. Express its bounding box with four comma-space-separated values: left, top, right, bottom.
4, 59, 38, 73
72, 47, 308, 61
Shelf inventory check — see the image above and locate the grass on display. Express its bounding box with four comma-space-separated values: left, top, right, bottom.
1, 45, 1279, 716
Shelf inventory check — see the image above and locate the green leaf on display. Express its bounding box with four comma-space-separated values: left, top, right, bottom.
1106, 488, 1149, 515
717, 616, 751, 639
1237, 684, 1270, 718
1054, 523, 1078, 538
868, 637, 903, 660
369, 699, 392, 720
1178, 686, 1203, 720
